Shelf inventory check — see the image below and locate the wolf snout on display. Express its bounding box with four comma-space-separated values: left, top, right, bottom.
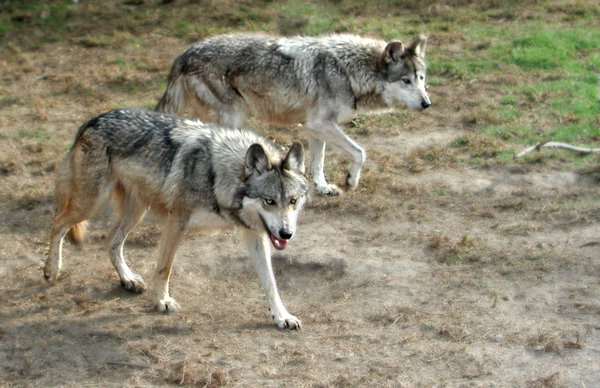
421, 100, 431, 109
279, 229, 293, 240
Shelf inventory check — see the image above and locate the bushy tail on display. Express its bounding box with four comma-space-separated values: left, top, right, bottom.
155, 55, 186, 114
55, 161, 88, 246
66, 221, 87, 245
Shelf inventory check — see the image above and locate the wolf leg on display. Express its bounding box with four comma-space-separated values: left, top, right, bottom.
307, 137, 342, 196
307, 121, 366, 192
241, 229, 301, 330
106, 189, 148, 293
153, 214, 185, 313
45, 188, 110, 282
44, 210, 81, 282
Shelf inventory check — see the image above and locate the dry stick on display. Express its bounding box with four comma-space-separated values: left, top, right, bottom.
105, 361, 150, 369
516, 141, 600, 158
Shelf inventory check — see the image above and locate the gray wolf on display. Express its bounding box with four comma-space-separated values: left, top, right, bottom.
155, 33, 430, 196
43, 108, 309, 329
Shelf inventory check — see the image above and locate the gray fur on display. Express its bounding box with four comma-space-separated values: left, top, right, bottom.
156, 33, 430, 195
44, 108, 309, 329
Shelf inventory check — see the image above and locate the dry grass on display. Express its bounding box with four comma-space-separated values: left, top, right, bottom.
526, 330, 585, 354
428, 231, 480, 264
166, 359, 228, 387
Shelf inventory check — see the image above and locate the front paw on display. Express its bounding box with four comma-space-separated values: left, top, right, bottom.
314, 183, 342, 196
154, 297, 181, 313
273, 313, 302, 330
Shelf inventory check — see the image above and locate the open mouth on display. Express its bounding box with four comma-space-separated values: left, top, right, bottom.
259, 215, 289, 250
269, 232, 287, 250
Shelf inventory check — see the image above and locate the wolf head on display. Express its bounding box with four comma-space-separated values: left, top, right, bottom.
378, 34, 430, 111
240, 142, 310, 250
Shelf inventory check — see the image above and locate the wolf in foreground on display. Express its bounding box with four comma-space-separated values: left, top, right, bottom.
156, 33, 430, 196
43, 108, 309, 329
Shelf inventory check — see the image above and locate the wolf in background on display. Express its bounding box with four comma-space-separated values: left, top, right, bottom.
43, 108, 309, 329
156, 33, 430, 195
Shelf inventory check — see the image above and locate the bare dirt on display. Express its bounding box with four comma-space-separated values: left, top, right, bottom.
1, 6, 600, 388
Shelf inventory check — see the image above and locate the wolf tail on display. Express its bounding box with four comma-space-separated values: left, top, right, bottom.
54, 183, 88, 245
53, 144, 90, 246
66, 221, 87, 245
155, 55, 186, 114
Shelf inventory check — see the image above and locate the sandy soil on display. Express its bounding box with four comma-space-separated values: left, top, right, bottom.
1, 8, 599, 387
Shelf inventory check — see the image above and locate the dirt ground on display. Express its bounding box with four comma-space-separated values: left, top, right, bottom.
1, 6, 600, 388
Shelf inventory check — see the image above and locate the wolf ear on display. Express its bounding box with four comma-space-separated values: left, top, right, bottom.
283, 142, 305, 174
379, 41, 404, 68
244, 144, 271, 177
406, 34, 427, 59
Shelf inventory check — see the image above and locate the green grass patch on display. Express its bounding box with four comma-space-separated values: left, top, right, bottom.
1, 0, 598, 165
107, 58, 125, 66
439, 21, 600, 151
506, 28, 600, 71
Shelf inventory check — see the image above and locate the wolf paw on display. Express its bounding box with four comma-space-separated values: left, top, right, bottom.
120, 274, 146, 293
43, 265, 59, 283
43, 270, 57, 283
346, 172, 360, 190
273, 313, 302, 330
155, 297, 181, 313
314, 183, 342, 196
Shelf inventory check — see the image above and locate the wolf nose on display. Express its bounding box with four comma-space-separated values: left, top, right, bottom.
279, 229, 293, 240
421, 100, 431, 109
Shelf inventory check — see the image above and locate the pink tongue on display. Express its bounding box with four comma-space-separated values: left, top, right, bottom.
270, 233, 287, 250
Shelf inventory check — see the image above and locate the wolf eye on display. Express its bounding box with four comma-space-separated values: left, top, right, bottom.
263, 198, 276, 206
290, 198, 297, 205
402, 78, 412, 85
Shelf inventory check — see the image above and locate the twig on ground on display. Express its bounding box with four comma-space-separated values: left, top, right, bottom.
105, 361, 150, 369
516, 141, 600, 157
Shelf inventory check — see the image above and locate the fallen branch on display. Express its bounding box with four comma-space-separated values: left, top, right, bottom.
516, 141, 600, 157
105, 361, 150, 369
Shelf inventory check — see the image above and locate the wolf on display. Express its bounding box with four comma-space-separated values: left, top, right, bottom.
43, 108, 309, 329
155, 33, 430, 196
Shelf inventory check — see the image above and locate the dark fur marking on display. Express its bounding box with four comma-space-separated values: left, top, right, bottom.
312, 53, 335, 96
207, 164, 220, 214
183, 144, 221, 215
183, 147, 202, 182
120, 130, 154, 158
104, 110, 180, 177
157, 124, 178, 177
230, 206, 252, 230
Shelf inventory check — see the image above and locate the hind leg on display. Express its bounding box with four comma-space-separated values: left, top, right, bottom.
44, 195, 107, 282
44, 208, 81, 282
189, 100, 246, 129
185, 76, 247, 128
105, 189, 148, 293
